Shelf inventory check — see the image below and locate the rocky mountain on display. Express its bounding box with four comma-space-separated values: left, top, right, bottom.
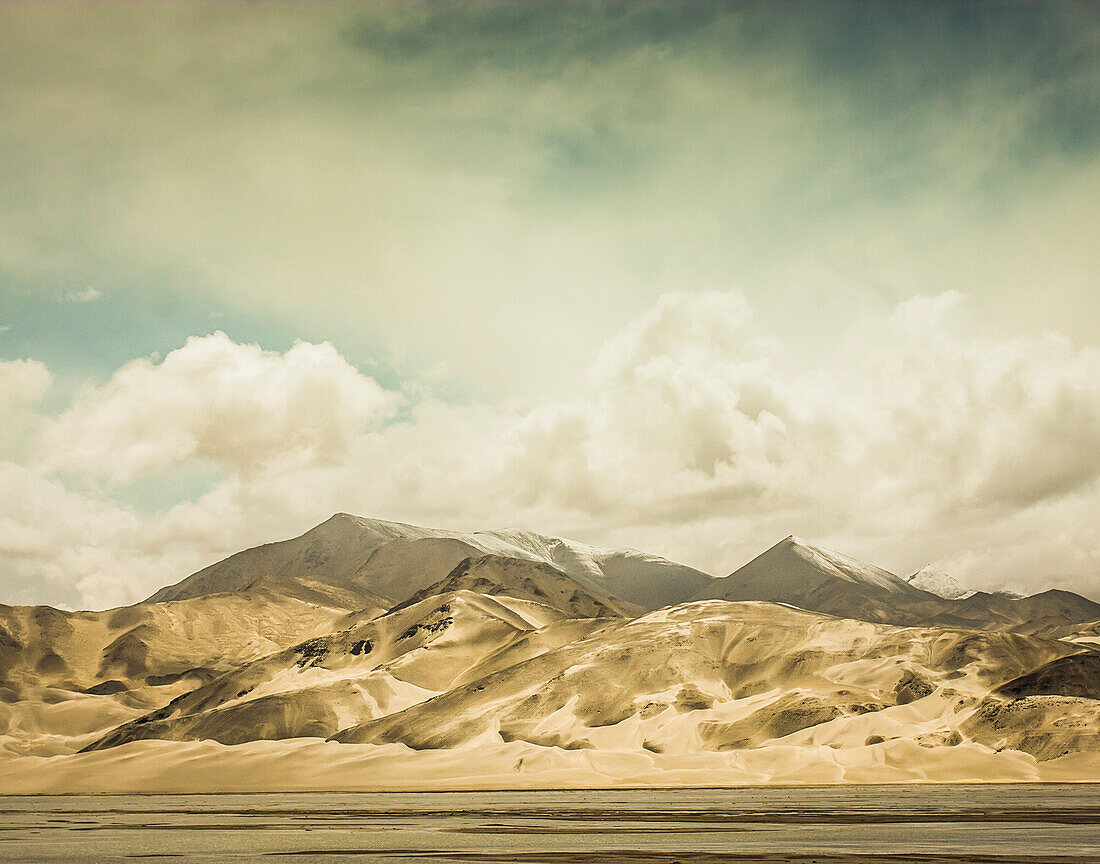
694, 535, 1100, 636
907, 564, 976, 600
148, 513, 713, 611
691, 535, 946, 625
3, 518, 1099, 790
392, 554, 645, 618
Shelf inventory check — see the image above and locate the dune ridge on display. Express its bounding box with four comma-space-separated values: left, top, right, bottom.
2, 514, 1098, 792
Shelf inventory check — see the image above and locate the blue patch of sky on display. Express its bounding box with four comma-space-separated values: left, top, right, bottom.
0, 267, 417, 413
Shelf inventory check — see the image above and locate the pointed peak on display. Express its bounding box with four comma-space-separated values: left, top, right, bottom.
313, 512, 374, 529
772, 534, 824, 558
743, 534, 912, 594
312, 513, 430, 538
775, 534, 808, 549
748, 534, 824, 565
906, 564, 975, 600
308, 512, 371, 536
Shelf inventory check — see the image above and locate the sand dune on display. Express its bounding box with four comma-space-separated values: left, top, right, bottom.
0, 591, 353, 694
0, 579, 362, 760
332, 600, 1084, 757
5, 710, 1100, 794
83, 586, 610, 750
1067, 618, 1100, 648
3, 517, 1098, 791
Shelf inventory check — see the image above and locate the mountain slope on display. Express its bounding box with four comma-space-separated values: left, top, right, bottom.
9, 521, 1100, 787
943, 589, 1100, 637
84, 588, 610, 750
393, 555, 645, 619
691, 536, 945, 625
907, 565, 976, 600
0, 593, 351, 694
84, 592, 1094, 765
148, 513, 713, 611
693, 536, 1100, 634
0, 591, 360, 759
332, 599, 1090, 761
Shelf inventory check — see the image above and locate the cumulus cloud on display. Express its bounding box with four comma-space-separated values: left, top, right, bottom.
0, 461, 142, 607
0, 358, 51, 459
839, 294, 1100, 516
4, 293, 1100, 608
37, 332, 400, 484
480, 290, 1100, 594
0, 358, 50, 408
588, 291, 800, 482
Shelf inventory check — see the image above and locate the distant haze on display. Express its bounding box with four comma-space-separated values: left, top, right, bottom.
0, 2, 1098, 608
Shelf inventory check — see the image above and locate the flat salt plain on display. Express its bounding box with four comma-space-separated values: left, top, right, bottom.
1, 785, 1097, 864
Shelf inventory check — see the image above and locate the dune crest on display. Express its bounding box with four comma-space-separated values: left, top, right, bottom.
3, 515, 1098, 791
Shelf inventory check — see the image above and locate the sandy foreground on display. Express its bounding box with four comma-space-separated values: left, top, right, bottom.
4, 734, 1100, 794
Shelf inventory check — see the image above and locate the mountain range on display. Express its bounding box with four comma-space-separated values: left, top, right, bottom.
2, 514, 1098, 791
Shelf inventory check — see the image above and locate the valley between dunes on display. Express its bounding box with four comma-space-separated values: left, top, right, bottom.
2, 514, 1098, 792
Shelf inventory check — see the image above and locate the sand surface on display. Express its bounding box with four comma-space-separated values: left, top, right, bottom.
5, 597, 1099, 791
4, 733, 1100, 793
3, 516, 1098, 794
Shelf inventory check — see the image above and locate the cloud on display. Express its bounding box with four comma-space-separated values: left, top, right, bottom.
457, 291, 1100, 595
218, 291, 1100, 600
0, 461, 143, 607
38, 332, 400, 484
0, 5, 1096, 609
0, 358, 51, 459
842, 295, 1100, 515
4, 291, 1100, 609
588, 291, 795, 478
0, 357, 51, 407
61, 287, 101, 303
2, 3, 1097, 402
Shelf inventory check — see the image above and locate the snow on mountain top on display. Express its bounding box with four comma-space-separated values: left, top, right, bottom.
780, 535, 912, 593
906, 564, 976, 600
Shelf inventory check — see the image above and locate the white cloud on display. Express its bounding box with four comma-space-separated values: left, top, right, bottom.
842, 295, 1100, 514
0, 358, 51, 407
0, 461, 143, 607
6, 5, 1096, 402
61, 286, 101, 303
37, 332, 400, 484
5, 294, 1100, 608
0, 358, 51, 459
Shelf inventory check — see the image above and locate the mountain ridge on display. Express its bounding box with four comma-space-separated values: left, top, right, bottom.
906, 564, 977, 600
146, 512, 714, 611
693, 534, 1100, 635
390, 554, 645, 619
4, 518, 1099, 790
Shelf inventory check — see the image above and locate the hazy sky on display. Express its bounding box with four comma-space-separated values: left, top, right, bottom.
1, 1, 1099, 608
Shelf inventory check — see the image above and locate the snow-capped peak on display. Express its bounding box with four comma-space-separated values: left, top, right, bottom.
906, 564, 975, 600
778, 535, 912, 593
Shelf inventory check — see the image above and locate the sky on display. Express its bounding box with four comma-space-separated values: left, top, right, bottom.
1, 1, 1099, 609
